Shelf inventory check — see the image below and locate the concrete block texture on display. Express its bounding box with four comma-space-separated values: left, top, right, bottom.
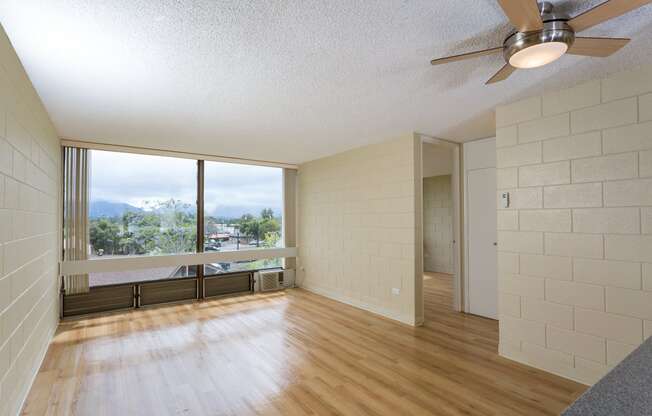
496, 63, 652, 386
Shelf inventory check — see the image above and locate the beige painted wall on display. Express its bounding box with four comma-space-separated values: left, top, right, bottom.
297, 134, 421, 325
422, 142, 453, 177
282, 169, 297, 271
496, 64, 652, 386
423, 175, 453, 273
0, 24, 60, 416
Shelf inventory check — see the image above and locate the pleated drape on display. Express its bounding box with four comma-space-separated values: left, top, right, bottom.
62, 147, 90, 294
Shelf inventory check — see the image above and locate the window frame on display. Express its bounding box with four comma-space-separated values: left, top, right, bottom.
62, 144, 296, 291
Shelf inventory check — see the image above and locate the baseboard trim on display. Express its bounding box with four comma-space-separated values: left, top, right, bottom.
12, 308, 58, 416
499, 346, 591, 387
299, 284, 417, 326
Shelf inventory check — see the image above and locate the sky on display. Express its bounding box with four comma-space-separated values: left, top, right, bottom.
90, 150, 283, 218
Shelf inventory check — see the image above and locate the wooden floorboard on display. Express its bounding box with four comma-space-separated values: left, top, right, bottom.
21, 273, 586, 415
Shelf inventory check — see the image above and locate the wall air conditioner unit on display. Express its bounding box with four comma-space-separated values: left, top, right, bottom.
255, 270, 283, 292
254, 269, 296, 292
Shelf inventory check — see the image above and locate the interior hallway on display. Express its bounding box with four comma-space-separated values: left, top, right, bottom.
22, 280, 586, 415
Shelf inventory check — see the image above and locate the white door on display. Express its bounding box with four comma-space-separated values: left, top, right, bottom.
467, 168, 497, 319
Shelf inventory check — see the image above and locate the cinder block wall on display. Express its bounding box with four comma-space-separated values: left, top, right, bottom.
496, 64, 652, 385
0, 25, 60, 415
423, 175, 453, 274
297, 134, 420, 325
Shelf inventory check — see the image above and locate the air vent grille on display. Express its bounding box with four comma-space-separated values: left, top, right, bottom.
259, 271, 283, 291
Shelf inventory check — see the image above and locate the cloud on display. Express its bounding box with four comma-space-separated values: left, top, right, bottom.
204, 161, 282, 216
90, 150, 282, 216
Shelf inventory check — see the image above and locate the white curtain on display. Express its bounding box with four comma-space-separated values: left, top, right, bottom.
63, 147, 90, 294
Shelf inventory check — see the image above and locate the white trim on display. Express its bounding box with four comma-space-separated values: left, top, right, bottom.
460, 135, 498, 144
414, 134, 424, 324
60, 247, 298, 275
451, 145, 462, 312
463, 146, 470, 313
416, 133, 459, 148
419, 135, 463, 313
61, 138, 299, 170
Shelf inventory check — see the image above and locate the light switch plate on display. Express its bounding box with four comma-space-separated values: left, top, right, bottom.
501, 192, 510, 208
392, 288, 400, 296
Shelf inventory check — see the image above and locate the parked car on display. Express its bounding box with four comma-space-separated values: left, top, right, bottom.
205, 244, 221, 252
170, 263, 224, 278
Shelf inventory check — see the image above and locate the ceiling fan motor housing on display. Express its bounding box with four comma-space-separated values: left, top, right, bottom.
503, 2, 575, 66
429, 0, 641, 83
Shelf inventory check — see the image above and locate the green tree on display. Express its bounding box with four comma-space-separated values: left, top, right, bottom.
238, 214, 255, 235
89, 198, 198, 257
236, 209, 281, 247
262, 231, 280, 248
261, 208, 274, 220
89, 218, 121, 255
151, 199, 196, 254
122, 211, 140, 233
260, 209, 280, 246
260, 217, 279, 233
119, 234, 139, 255
239, 213, 261, 244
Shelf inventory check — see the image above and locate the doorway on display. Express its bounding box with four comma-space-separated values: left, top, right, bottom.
423, 174, 455, 316
418, 135, 498, 324
419, 137, 462, 323
423, 175, 454, 275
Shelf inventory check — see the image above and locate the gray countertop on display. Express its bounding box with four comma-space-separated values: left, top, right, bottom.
562, 336, 652, 416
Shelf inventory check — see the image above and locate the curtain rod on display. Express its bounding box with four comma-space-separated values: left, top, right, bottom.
60, 138, 299, 170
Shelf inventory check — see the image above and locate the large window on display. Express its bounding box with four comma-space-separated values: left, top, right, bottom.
203, 161, 283, 274
88, 150, 197, 285
65, 148, 288, 288
62, 146, 293, 316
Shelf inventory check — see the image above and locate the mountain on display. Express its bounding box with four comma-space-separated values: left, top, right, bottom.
90, 200, 281, 220
90, 200, 142, 218
206, 204, 282, 219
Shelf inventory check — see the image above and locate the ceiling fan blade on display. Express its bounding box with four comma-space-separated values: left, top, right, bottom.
568, 0, 652, 32
497, 0, 543, 32
431, 47, 503, 66
485, 64, 516, 84
567, 37, 630, 57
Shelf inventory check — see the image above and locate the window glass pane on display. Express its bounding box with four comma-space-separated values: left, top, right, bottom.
203, 161, 283, 273
88, 150, 197, 285
202, 258, 282, 276
90, 266, 197, 286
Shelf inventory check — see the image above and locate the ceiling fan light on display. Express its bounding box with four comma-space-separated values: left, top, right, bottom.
508, 42, 568, 69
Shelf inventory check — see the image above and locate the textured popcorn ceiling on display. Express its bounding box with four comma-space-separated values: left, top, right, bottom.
2, 0, 652, 164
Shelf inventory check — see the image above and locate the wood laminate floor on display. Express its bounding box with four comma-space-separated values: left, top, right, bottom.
22, 273, 586, 415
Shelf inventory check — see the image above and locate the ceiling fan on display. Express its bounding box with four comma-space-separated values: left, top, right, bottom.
430, 0, 652, 84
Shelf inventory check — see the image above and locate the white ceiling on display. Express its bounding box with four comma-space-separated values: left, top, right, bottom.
2, 0, 652, 164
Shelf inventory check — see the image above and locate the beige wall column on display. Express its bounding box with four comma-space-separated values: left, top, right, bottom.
283, 168, 298, 270
496, 64, 652, 386
297, 134, 419, 325
0, 23, 61, 416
